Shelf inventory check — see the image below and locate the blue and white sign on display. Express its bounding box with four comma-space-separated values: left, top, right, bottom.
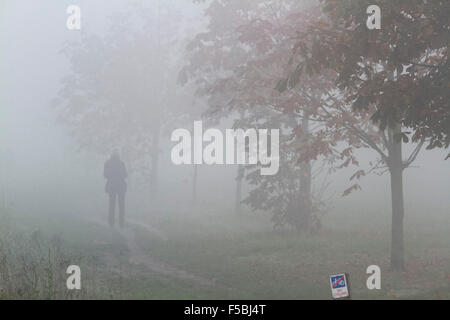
329, 274, 349, 299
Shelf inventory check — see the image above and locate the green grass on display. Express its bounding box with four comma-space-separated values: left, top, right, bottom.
133, 209, 450, 299
1, 206, 449, 299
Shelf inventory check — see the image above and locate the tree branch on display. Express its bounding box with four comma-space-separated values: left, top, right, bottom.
403, 138, 425, 168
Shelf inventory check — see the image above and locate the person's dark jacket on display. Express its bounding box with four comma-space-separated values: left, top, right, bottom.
104, 157, 127, 194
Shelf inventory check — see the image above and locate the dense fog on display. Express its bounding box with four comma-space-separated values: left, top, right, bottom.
0, 0, 449, 300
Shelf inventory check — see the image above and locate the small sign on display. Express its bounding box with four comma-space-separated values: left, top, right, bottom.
330, 273, 350, 299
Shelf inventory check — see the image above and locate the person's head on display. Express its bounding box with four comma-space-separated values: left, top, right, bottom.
111, 150, 120, 160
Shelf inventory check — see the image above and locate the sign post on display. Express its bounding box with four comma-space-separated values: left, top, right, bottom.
330, 273, 350, 299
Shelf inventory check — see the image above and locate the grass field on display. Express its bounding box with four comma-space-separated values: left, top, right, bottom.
0, 205, 449, 300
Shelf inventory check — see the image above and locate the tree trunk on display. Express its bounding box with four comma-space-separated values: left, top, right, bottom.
192, 164, 198, 204
0, 150, 11, 210
235, 164, 243, 214
299, 112, 312, 231
388, 124, 405, 271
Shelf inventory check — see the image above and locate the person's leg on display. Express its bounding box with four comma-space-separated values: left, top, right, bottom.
118, 191, 125, 228
108, 191, 117, 227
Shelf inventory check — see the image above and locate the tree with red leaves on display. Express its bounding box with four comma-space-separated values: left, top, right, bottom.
279, 0, 449, 270
182, 1, 374, 231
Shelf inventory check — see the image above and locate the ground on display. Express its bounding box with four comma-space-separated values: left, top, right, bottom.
0, 205, 449, 299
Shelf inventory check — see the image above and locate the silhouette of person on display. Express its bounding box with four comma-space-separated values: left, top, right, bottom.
104, 151, 127, 228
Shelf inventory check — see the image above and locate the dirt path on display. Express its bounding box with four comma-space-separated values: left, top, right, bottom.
126, 218, 168, 241
87, 218, 216, 287
119, 226, 216, 286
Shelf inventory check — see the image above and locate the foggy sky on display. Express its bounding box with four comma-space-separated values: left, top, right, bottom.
1, 0, 449, 221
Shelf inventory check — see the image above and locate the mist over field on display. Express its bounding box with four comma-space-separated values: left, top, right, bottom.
0, 0, 449, 300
